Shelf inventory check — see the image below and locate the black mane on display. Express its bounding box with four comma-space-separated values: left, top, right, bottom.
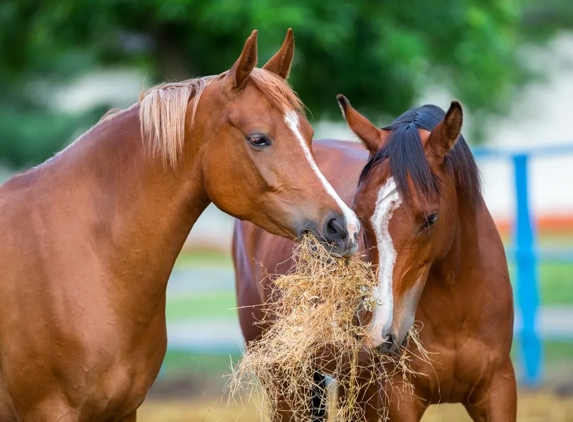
359, 104, 481, 206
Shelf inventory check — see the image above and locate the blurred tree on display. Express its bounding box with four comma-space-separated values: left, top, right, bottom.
0, 0, 571, 167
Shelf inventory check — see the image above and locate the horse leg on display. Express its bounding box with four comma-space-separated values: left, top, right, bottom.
381, 383, 428, 422
269, 371, 327, 422
463, 357, 517, 422
18, 398, 80, 422
337, 369, 380, 421
19, 400, 138, 422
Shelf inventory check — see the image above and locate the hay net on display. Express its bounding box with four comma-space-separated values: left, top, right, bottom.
229, 235, 430, 421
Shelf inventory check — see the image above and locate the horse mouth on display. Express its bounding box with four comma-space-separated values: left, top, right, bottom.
300, 229, 358, 258
300, 230, 339, 257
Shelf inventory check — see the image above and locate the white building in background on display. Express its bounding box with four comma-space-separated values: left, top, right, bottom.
51, 34, 573, 251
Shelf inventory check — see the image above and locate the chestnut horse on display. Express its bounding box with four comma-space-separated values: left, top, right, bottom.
0, 30, 359, 421
233, 98, 516, 421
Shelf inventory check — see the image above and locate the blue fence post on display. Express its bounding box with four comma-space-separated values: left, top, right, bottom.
513, 153, 542, 386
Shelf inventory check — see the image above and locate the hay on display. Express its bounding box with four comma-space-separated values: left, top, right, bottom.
229, 235, 431, 421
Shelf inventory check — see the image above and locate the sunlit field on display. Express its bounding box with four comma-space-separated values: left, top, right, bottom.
139, 388, 573, 422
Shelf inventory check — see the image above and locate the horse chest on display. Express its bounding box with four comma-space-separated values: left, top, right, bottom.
409, 317, 507, 404
87, 324, 168, 418
84, 343, 167, 419
0, 316, 167, 420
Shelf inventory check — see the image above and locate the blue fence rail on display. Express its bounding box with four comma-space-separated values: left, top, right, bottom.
473, 144, 573, 387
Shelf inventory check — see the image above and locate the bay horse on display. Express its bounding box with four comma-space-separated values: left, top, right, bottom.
0, 30, 359, 421
233, 97, 516, 421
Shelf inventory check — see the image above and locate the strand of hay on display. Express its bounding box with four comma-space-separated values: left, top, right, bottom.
229, 235, 431, 421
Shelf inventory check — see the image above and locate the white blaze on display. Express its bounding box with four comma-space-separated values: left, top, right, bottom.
365, 177, 402, 348
284, 110, 360, 239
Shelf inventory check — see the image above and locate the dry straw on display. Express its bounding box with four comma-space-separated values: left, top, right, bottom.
229, 235, 431, 421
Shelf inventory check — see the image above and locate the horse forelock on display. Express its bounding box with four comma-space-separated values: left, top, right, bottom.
248, 68, 305, 115
359, 105, 481, 208
138, 68, 304, 168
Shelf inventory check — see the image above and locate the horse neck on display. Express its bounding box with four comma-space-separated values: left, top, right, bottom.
56, 106, 210, 296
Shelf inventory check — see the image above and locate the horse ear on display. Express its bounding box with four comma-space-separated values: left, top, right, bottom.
262, 28, 294, 79
427, 101, 463, 162
336, 94, 389, 155
223, 30, 258, 94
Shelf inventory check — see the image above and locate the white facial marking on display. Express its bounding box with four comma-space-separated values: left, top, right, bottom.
284, 110, 360, 239
364, 176, 402, 348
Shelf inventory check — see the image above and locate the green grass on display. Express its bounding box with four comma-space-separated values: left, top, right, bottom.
166, 291, 237, 321
174, 251, 233, 269
512, 340, 573, 363
507, 231, 573, 305
159, 342, 573, 379
511, 340, 573, 383
537, 263, 573, 305
543, 341, 573, 362
167, 232, 573, 322
508, 262, 573, 306
158, 341, 573, 381
501, 231, 573, 247
161, 351, 241, 377
164, 261, 573, 322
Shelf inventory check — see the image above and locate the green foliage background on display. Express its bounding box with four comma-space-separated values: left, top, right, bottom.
0, 0, 572, 168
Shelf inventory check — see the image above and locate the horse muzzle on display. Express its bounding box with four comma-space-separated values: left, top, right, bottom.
320, 211, 360, 257
300, 211, 360, 257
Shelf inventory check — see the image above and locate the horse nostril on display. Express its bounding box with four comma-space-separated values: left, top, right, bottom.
327, 218, 342, 237
324, 214, 348, 245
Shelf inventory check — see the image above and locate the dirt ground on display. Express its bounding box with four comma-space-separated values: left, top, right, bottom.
138, 390, 573, 421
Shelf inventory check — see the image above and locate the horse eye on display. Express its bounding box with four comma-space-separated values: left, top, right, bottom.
247, 134, 271, 147
423, 213, 438, 229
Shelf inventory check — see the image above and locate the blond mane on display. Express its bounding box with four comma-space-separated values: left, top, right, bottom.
139, 68, 305, 167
